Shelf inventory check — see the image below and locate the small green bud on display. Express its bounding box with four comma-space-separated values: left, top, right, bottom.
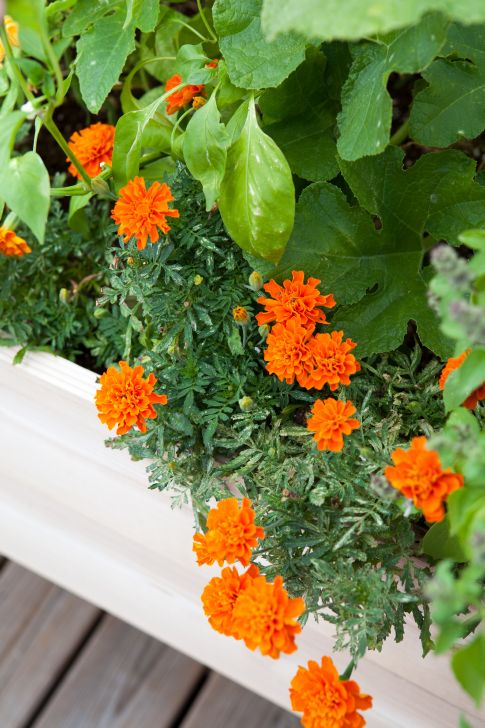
238, 395, 255, 412
91, 177, 111, 197
93, 306, 107, 319
59, 288, 69, 304
248, 271, 263, 291
127, 256, 135, 266
258, 324, 270, 339
194, 274, 204, 286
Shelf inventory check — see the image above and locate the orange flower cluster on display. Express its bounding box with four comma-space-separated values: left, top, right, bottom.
0, 15, 20, 64
257, 270, 360, 452
439, 349, 485, 409
67, 123, 115, 179
95, 360, 168, 436
195, 497, 304, 658
164, 74, 204, 115
111, 176, 179, 250
0, 226, 31, 257
385, 436, 464, 522
193, 497, 264, 567
290, 657, 372, 728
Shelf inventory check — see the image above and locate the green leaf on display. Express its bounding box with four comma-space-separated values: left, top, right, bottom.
274, 147, 485, 356
183, 94, 230, 210
459, 715, 474, 728
0, 152, 49, 243
452, 634, 485, 706
174, 44, 213, 85
444, 348, 485, 411
75, 5, 136, 113
422, 519, 467, 562
68, 192, 93, 238
337, 14, 448, 161
265, 105, 338, 182
219, 97, 295, 263
0, 111, 25, 167
132, 0, 159, 32
447, 488, 485, 546
213, 0, 306, 89
261, 0, 485, 42
410, 59, 485, 147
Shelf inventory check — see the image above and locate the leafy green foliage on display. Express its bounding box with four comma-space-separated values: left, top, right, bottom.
219, 97, 295, 262
0, 152, 50, 243
213, 0, 306, 89
337, 14, 448, 160
0, 199, 125, 367
260, 0, 485, 42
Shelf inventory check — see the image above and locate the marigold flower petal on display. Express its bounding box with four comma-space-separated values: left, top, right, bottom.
307, 399, 360, 452
256, 270, 335, 328
232, 574, 305, 658
439, 349, 485, 409
66, 123, 115, 180
95, 360, 168, 436
0, 226, 31, 257
111, 176, 180, 250
299, 330, 361, 391
290, 657, 372, 728
232, 306, 250, 325
384, 436, 464, 522
165, 73, 205, 115
264, 318, 315, 385
193, 497, 265, 567
0, 15, 20, 64
201, 564, 259, 636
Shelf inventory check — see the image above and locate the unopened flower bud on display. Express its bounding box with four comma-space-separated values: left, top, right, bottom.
91, 176, 111, 197
127, 256, 135, 266
192, 96, 206, 109
59, 288, 69, 304
238, 395, 254, 412
194, 274, 204, 286
233, 305, 250, 325
93, 306, 107, 319
431, 244, 459, 273
258, 324, 270, 339
248, 271, 263, 291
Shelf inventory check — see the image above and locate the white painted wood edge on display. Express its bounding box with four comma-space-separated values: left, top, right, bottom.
0, 347, 483, 727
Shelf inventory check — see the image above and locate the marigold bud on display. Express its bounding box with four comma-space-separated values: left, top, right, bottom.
248, 271, 263, 291
127, 256, 135, 266
192, 96, 206, 109
238, 396, 254, 412
91, 176, 111, 197
233, 306, 250, 325
59, 288, 69, 304
194, 274, 204, 286
93, 306, 107, 319
258, 324, 270, 339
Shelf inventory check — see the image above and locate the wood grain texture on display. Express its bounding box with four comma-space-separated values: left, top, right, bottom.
34, 615, 207, 728
181, 673, 300, 728
0, 562, 99, 728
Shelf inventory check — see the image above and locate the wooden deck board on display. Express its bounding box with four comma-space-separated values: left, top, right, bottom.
33, 615, 208, 728
181, 672, 301, 728
0, 562, 100, 728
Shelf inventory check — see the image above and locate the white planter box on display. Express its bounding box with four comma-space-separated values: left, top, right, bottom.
0, 347, 483, 727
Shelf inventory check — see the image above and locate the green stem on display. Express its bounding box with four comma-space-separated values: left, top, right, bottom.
39, 25, 65, 107
44, 105, 92, 185
170, 19, 211, 43
390, 119, 410, 147
170, 107, 193, 148
0, 25, 36, 102
196, 0, 217, 43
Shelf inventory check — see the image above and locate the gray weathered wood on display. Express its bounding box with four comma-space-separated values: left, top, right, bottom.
0, 561, 100, 728
34, 615, 207, 728
181, 672, 301, 728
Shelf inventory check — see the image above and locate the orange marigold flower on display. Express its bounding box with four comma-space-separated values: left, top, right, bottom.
165, 74, 204, 115
111, 176, 180, 250
264, 318, 315, 385
439, 349, 485, 409
0, 15, 20, 64
290, 657, 372, 728
192, 95, 206, 109
232, 574, 305, 659
232, 306, 250, 325
66, 123, 115, 180
256, 270, 335, 328
95, 360, 168, 436
0, 226, 31, 257
193, 497, 264, 567
385, 436, 464, 523
206, 59, 219, 69
201, 564, 259, 636
299, 331, 360, 391
307, 399, 360, 452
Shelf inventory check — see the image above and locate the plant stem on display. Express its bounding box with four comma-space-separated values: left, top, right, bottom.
390, 119, 410, 147
196, 0, 218, 43
170, 19, 211, 43
44, 105, 92, 185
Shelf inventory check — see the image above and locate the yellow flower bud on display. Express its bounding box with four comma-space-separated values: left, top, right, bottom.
248, 271, 263, 291
59, 288, 69, 304
127, 256, 135, 266
192, 96, 206, 109
233, 306, 250, 325
238, 396, 255, 412
194, 274, 204, 286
